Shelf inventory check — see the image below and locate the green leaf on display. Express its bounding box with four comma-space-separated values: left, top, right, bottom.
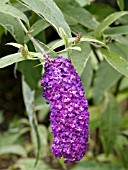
18, 60, 42, 90
49, 37, 108, 52
81, 58, 93, 97
120, 111, 128, 129
0, 12, 25, 43
100, 95, 121, 155
104, 25, 128, 35
37, 125, 48, 158
20, 0, 71, 37
115, 135, 128, 169
81, 36, 109, 50
6, 42, 23, 49
59, 27, 68, 48
86, 0, 91, 5
117, 0, 124, 11
0, 129, 27, 147
22, 78, 40, 164
12, 1, 29, 13
0, 0, 9, 4
95, 11, 128, 38
15, 158, 53, 170
34, 88, 49, 121
0, 145, 27, 157
72, 42, 91, 75
108, 42, 128, 60
55, 0, 99, 30
0, 53, 24, 68
25, 19, 50, 43
71, 161, 123, 170
119, 77, 128, 91
0, 51, 42, 69
89, 105, 102, 133
86, 3, 116, 22
0, 4, 29, 26
71, 25, 87, 35
94, 60, 121, 104
101, 49, 128, 78
75, 0, 87, 7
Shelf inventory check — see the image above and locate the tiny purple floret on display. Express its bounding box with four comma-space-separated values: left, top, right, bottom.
41, 56, 90, 163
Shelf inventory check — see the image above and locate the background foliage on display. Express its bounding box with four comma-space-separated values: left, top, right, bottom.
0, 0, 128, 169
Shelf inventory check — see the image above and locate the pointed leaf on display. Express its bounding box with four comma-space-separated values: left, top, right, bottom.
104, 25, 128, 35
81, 36, 109, 50
117, 0, 124, 11
0, 12, 25, 43
68, 46, 81, 51
81, 58, 93, 97
101, 49, 128, 78
6, 43, 23, 49
25, 19, 50, 43
55, 0, 99, 30
0, 4, 29, 26
0, 53, 24, 68
59, 27, 68, 48
94, 60, 121, 104
22, 78, 40, 163
18, 60, 42, 90
37, 125, 48, 158
71, 161, 122, 170
49, 37, 107, 52
0, 0, 9, 3
72, 42, 91, 75
95, 11, 128, 38
100, 95, 121, 155
0, 145, 27, 157
20, 0, 71, 37
115, 135, 128, 169
15, 158, 52, 170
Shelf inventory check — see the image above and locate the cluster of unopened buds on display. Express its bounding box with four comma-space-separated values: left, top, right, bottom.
41, 56, 89, 163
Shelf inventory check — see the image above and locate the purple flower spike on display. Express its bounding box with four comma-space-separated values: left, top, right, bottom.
41, 56, 90, 163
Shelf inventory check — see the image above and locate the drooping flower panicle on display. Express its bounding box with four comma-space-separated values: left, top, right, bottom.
41, 56, 89, 163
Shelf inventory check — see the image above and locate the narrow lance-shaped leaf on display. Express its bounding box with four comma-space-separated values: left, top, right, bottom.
117, 0, 124, 11
25, 19, 50, 43
59, 27, 68, 48
71, 160, 122, 170
101, 49, 128, 78
115, 135, 128, 169
100, 95, 121, 155
18, 60, 42, 91
49, 37, 108, 52
20, 0, 71, 37
0, 0, 9, 4
0, 51, 42, 69
71, 42, 91, 75
81, 58, 93, 98
0, 53, 24, 68
94, 60, 121, 104
95, 11, 128, 38
104, 25, 128, 35
15, 158, 52, 170
22, 77, 40, 165
0, 145, 27, 157
0, 4, 29, 26
0, 12, 25, 43
55, 0, 99, 30
75, 0, 87, 6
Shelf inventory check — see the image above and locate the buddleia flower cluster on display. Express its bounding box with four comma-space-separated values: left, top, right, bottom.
41, 56, 89, 163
